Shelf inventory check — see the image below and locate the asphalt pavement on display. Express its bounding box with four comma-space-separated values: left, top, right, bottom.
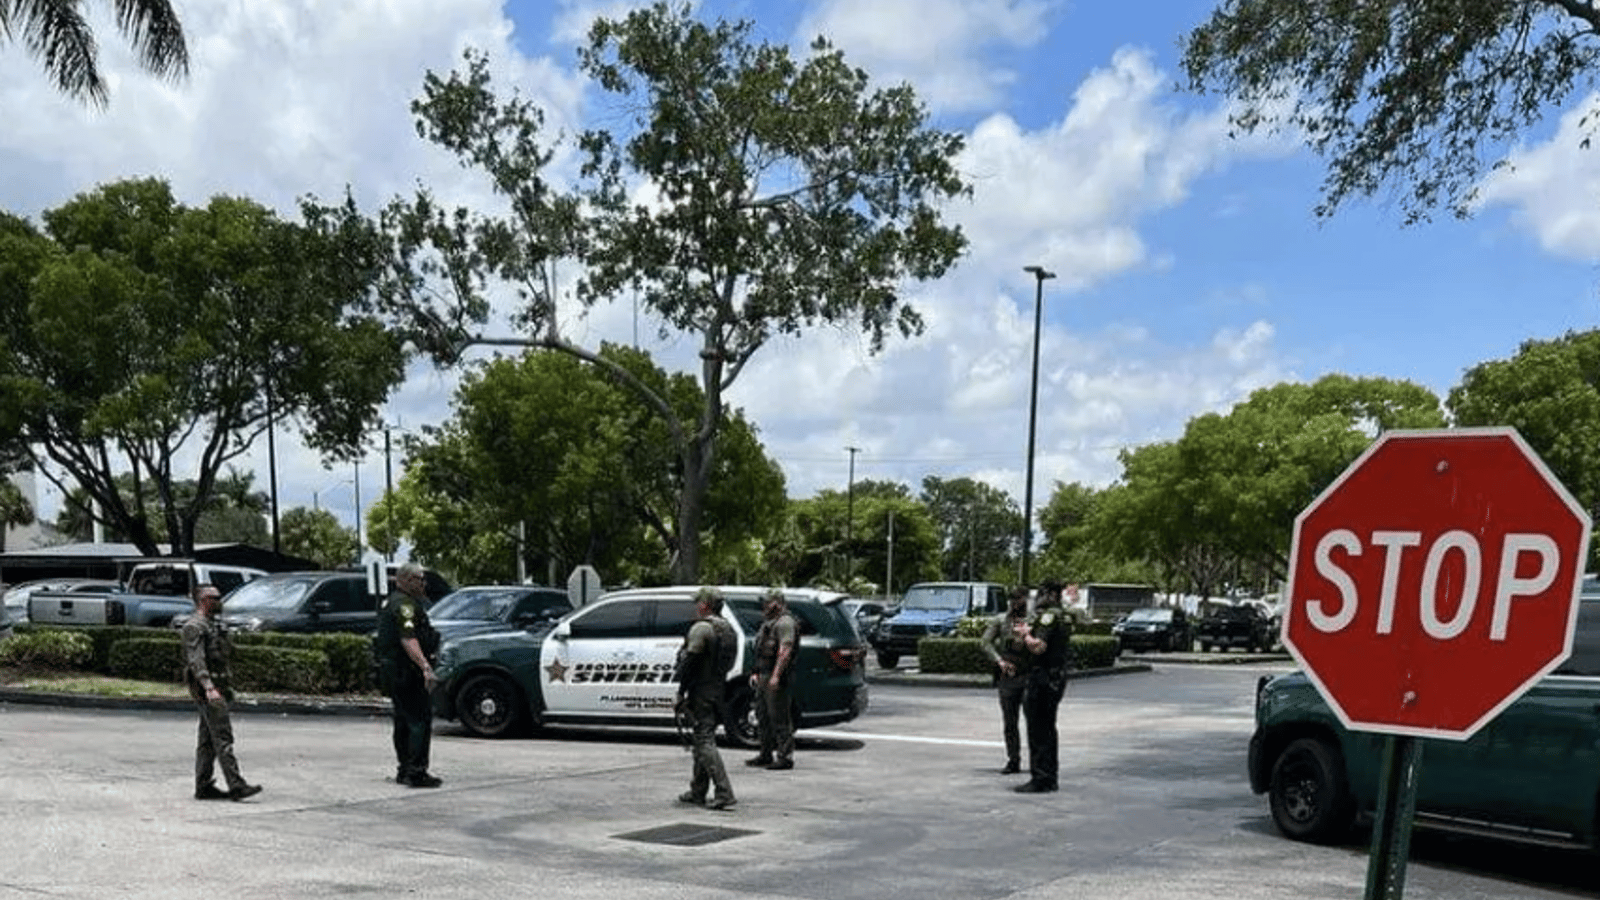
3, 658, 1587, 900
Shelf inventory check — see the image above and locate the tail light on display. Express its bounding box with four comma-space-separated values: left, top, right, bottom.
827, 648, 857, 672
106, 599, 126, 626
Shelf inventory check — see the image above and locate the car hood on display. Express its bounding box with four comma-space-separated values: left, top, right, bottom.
884, 607, 964, 625
433, 619, 515, 642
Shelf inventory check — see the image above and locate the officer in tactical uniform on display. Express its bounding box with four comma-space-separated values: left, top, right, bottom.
675, 587, 737, 810
1014, 579, 1072, 793
981, 586, 1032, 775
746, 588, 799, 770
182, 583, 262, 801
374, 562, 442, 788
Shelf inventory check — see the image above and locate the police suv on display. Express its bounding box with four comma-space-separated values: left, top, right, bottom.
432, 585, 869, 742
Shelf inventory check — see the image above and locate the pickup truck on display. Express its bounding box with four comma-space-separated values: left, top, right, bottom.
27, 560, 266, 628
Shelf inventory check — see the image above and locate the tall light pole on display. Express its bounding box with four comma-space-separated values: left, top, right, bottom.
845, 445, 860, 586
1020, 265, 1056, 586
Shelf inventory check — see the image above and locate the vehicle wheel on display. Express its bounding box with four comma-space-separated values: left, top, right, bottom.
876, 651, 899, 669
1268, 737, 1355, 844
456, 673, 526, 739
722, 686, 761, 748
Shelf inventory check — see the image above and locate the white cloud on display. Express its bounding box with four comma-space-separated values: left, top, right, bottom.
4, 1, 1303, 544
1476, 92, 1600, 261
796, 0, 1053, 112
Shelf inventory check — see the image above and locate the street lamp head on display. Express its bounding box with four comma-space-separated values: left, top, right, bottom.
1023, 265, 1056, 281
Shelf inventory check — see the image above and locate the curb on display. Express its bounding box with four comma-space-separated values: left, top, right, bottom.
866, 663, 1152, 690
0, 689, 391, 717
1119, 652, 1292, 666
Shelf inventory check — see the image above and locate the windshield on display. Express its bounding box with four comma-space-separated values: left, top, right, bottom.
1212, 605, 1254, 620
900, 586, 969, 611
222, 576, 314, 613
431, 588, 521, 621
1126, 608, 1172, 622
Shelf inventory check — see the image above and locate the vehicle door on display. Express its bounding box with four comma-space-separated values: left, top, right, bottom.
538, 598, 647, 716
1412, 600, 1600, 837
303, 576, 371, 633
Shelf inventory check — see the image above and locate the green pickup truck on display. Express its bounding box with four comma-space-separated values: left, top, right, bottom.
1248, 589, 1600, 850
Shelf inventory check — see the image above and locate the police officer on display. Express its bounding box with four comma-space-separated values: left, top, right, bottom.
182, 583, 261, 801
746, 588, 798, 770
374, 562, 442, 788
981, 586, 1032, 775
1014, 579, 1072, 793
675, 587, 737, 810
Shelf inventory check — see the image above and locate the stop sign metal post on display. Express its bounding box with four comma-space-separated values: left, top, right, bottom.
1284, 428, 1591, 899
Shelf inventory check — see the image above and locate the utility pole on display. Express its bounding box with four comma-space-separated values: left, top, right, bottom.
1020, 265, 1056, 585
845, 446, 860, 588
383, 425, 394, 563
885, 507, 896, 603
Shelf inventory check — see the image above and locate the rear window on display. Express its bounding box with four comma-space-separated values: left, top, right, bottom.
1556, 598, 1600, 676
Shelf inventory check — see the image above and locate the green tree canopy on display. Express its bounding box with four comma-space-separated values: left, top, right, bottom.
1182, 0, 1600, 222
0, 178, 406, 557
918, 475, 1022, 582
1096, 375, 1445, 594
3, 0, 188, 105
775, 489, 940, 594
55, 468, 269, 547
379, 344, 787, 586
278, 506, 358, 570
318, 2, 970, 583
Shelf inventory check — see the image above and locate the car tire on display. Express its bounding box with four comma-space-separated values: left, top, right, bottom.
456, 673, 526, 739
1269, 737, 1355, 844
876, 651, 899, 670
722, 685, 761, 748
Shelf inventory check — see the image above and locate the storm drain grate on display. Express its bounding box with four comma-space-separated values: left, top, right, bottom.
613, 822, 761, 846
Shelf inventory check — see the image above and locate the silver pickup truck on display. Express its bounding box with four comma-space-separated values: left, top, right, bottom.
28, 560, 265, 628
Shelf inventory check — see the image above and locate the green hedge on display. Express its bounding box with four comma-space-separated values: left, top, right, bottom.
0, 629, 95, 670
17, 625, 376, 694
916, 634, 1122, 674
106, 637, 335, 693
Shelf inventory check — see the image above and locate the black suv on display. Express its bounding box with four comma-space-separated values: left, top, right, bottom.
219, 572, 383, 634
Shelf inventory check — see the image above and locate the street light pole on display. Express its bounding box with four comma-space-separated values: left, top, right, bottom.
1020, 265, 1056, 586
845, 445, 860, 587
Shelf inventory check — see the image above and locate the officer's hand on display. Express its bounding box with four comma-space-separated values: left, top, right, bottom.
205, 686, 222, 704
999, 660, 1014, 676
423, 668, 438, 691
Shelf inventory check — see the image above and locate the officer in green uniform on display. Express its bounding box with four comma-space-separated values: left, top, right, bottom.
746, 588, 799, 770
374, 562, 442, 788
182, 583, 261, 801
674, 587, 737, 810
981, 587, 1032, 775
1015, 579, 1072, 793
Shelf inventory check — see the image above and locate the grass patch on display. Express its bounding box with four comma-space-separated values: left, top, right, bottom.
0, 669, 191, 698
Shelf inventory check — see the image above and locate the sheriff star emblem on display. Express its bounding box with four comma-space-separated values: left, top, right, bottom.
545, 657, 569, 683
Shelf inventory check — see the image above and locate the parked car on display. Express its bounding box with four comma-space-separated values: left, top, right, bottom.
870, 582, 1008, 669
1248, 588, 1600, 850
432, 585, 868, 743
214, 571, 381, 634
2, 578, 123, 624
1196, 603, 1276, 652
428, 585, 572, 643
1112, 607, 1193, 653
840, 598, 890, 642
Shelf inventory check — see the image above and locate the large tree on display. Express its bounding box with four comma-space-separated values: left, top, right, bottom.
3, 0, 188, 105
1095, 375, 1445, 594
1182, 0, 1600, 222
327, 2, 969, 583
918, 475, 1022, 581
377, 344, 787, 586
774, 487, 940, 594
278, 506, 358, 570
0, 178, 406, 557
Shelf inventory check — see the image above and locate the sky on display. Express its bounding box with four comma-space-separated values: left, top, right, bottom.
4, 0, 1600, 549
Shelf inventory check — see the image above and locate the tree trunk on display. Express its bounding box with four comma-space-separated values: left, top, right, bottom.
672, 435, 712, 584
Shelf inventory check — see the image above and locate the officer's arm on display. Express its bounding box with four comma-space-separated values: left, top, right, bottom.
773, 621, 796, 678
980, 617, 1002, 663
401, 635, 434, 682
181, 624, 215, 693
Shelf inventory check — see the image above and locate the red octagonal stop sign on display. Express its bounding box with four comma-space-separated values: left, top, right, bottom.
1285, 427, 1591, 740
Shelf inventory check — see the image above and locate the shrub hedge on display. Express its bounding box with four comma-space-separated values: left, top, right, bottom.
916, 634, 1121, 674
0, 629, 95, 670
15, 625, 377, 694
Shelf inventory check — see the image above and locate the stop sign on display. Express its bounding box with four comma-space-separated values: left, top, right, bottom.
1284, 427, 1591, 740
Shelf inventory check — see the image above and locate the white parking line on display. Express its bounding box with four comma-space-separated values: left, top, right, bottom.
804, 729, 1004, 748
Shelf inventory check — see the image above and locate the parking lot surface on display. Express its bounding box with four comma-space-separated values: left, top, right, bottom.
1, 663, 1594, 900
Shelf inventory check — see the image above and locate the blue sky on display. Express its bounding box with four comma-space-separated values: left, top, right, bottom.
2, 0, 1598, 544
